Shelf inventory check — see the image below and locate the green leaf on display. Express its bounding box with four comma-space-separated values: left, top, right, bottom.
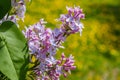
0, 21, 29, 80
0, 0, 11, 19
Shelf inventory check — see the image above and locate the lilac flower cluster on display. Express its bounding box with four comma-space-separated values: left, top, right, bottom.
59, 6, 85, 36
23, 6, 85, 80
11, 0, 26, 21
0, 0, 85, 79
0, 0, 26, 24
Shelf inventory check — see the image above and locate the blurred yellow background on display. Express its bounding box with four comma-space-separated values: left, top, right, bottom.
20, 0, 120, 80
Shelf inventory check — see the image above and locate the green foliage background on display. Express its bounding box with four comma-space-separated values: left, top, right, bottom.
20, 0, 120, 80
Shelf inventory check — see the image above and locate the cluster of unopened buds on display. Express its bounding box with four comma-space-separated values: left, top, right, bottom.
0, 0, 85, 80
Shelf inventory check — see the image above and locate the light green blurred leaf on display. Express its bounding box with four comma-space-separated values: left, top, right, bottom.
0, 21, 29, 80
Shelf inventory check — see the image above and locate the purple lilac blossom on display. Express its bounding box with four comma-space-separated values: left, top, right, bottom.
59, 6, 85, 36
0, 0, 26, 25
23, 6, 85, 80
0, 14, 18, 25
12, 0, 26, 21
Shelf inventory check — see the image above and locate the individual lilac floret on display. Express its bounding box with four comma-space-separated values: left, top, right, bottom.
58, 6, 85, 36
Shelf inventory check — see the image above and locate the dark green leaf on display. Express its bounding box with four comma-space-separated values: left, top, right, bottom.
0, 0, 11, 19
0, 21, 29, 80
